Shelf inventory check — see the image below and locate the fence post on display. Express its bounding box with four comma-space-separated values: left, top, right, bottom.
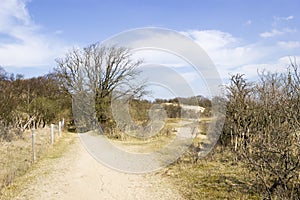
32, 129, 36, 162
62, 118, 65, 129
58, 121, 61, 137
50, 124, 54, 144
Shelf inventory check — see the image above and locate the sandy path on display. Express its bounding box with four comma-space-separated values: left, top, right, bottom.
14, 135, 184, 200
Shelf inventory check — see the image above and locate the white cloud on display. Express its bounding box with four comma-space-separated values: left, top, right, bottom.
260, 29, 281, 38
0, 0, 68, 68
126, 28, 300, 83
260, 28, 296, 38
260, 29, 284, 38
182, 30, 266, 69
278, 55, 300, 65
181, 30, 237, 50
0, 1, 297, 89
106, 28, 300, 96
232, 55, 300, 80
126, 29, 297, 81
278, 41, 300, 49
0, 0, 31, 29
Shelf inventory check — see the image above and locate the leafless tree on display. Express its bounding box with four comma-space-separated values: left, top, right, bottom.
55, 43, 146, 131
222, 74, 253, 152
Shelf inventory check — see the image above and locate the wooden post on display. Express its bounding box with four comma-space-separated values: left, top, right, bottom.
32, 129, 36, 161
235, 135, 238, 151
62, 118, 65, 129
58, 121, 61, 137
50, 124, 54, 144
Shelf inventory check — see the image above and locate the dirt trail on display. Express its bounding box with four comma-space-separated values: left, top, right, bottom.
13, 134, 184, 200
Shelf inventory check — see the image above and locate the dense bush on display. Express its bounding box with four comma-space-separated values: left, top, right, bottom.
222, 62, 300, 199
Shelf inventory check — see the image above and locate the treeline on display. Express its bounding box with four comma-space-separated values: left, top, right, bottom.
0, 66, 71, 141
219, 62, 300, 199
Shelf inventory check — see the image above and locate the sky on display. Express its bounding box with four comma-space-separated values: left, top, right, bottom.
1, 0, 300, 98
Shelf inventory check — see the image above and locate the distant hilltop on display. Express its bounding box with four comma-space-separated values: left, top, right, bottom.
162, 102, 205, 113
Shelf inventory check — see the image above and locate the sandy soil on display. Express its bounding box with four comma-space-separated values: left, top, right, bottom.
13, 135, 184, 200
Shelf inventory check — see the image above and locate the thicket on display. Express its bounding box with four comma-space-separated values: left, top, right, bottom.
221, 62, 300, 199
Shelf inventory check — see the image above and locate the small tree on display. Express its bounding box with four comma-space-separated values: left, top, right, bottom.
222, 74, 253, 151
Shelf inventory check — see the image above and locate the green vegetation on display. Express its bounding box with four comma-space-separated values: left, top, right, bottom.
0, 67, 71, 141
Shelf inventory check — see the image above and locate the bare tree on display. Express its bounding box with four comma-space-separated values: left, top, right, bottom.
55, 43, 146, 131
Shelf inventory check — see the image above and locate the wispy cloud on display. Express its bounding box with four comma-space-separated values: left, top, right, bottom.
272, 15, 294, 27
182, 30, 266, 70
260, 29, 284, 38
260, 28, 296, 38
275, 15, 294, 21
234, 56, 299, 78
1, 0, 299, 85
181, 30, 237, 50
168, 30, 299, 80
285, 15, 294, 20
0, 0, 32, 29
278, 41, 300, 49
262, 15, 297, 38
128, 28, 299, 82
0, 0, 68, 69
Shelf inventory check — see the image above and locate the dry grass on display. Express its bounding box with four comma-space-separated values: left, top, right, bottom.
0, 118, 261, 199
0, 130, 76, 199
154, 117, 261, 199
113, 117, 260, 199
0, 126, 64, 195
162, 150, 260, 200
110, 119, 179, 153
111, 134, 176, 153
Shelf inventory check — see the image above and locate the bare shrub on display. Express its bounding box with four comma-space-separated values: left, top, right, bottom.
223, 61, 300, 199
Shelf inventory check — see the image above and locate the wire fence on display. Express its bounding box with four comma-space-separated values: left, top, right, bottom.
0, 119, 65, 192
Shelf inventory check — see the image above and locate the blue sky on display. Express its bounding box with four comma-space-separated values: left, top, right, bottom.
1, 0, 300, 97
